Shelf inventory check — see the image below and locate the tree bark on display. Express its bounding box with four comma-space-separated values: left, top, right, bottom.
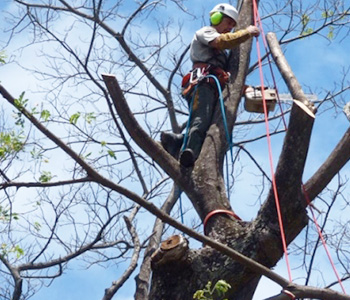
148, 24, 320, 300
100, 4, 350, 300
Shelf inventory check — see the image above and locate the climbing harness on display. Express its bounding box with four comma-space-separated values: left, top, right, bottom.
181, 67, 208, 99
181, 64, 230, 99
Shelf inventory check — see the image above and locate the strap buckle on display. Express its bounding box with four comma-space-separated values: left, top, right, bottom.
189, 67, 208, 84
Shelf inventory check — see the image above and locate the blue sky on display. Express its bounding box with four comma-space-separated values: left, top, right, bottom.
1, 1, 349, 300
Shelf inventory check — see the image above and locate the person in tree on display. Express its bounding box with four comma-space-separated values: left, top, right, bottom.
161, 3, 260, 167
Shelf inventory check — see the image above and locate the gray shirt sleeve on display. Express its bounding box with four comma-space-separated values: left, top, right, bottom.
190, 26, 227, 68
196, 26, 220, 45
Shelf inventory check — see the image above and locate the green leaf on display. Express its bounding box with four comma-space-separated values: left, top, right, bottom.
214, 280, 231, 296
80, 152, 92, 160
84, 112, 96, 124
322, 10, 334, 18
327, 26, 334, 40
302, 27, 313, 36
0, 205, 19, 222
301, 13, 310, 26
34, 222, 41, 231
39, 171, 53, 183
69, 112, 81, 125
107, 150, 117, 160
30, 147, 43, 160
1, 243, 7, 257
0, 51, 6, 64
0, 131, 25, 159
14, 245, 24, 258
193, 290, 205, 299
0, 243, 24, 259
193, 280, 231, 300
14, 92, 28, 110
40, 109, 51, 121
12, 92, 29, 127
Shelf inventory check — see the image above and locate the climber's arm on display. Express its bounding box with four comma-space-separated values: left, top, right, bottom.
210, 25, 260, 50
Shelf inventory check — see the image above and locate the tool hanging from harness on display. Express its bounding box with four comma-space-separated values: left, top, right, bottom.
181, 63, 230, 99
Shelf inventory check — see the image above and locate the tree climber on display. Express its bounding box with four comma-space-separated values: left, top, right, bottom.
161, 3, 260, 167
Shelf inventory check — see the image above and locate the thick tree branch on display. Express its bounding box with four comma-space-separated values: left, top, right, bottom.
102, 74, 187, 186
0, 256, 22, 300
305, 127, 350, 200
255, 33, 315, 238
0, 84, 102, 179
266, 32, 316, 113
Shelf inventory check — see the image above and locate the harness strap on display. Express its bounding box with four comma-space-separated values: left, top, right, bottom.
203, 209, 241, 235
282, 290, 296, 300
181, 64, 230, 99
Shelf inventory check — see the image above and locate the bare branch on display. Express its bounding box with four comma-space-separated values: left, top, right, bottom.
135, 184, 181, 300
102, 74, 183, 183
102, 216, 141, 300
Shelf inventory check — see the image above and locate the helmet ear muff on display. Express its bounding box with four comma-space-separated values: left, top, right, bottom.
210, 11, 223, 25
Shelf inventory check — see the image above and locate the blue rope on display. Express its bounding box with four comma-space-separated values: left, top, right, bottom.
205, 75, 234, 199
178, 86, 197, 224
181, 77, 233, 154
179, 193, 184, 224
181, 85, 197, 152
205, 75, 233, 153
178, 75, 235, 223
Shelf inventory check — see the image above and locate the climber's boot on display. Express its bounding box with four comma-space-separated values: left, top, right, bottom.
160, 132, 184, 159
179, 148, 195, 168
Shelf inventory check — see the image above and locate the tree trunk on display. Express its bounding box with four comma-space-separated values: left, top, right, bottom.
99, 2, 350, 300
147, 1, 320, 298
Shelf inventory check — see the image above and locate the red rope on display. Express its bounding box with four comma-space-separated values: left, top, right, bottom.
252, 0, 293, 282
302, 185, 347, 293
282, 290, 296, 299
203, 209, 241, 235
253, 8, 288, 130
252, 1, 346, 292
